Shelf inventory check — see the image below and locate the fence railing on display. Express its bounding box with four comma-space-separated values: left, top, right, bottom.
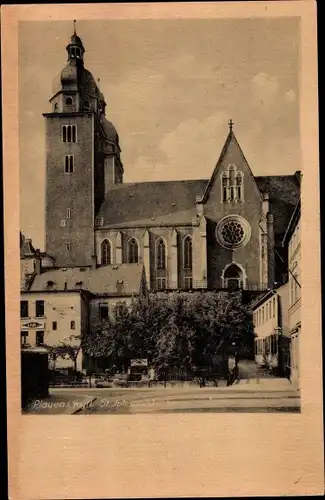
150, 282, 270, 293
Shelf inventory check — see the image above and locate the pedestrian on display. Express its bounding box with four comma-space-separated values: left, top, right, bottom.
227, 354, 236, 386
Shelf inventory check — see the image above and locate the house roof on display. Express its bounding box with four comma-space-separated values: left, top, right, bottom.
28, 263, 145, 296
282, 199, 301, 246
255, 175, 300, 239
97, 174, 300, 236
250, 282, 288, 310
97, 179, 208, 228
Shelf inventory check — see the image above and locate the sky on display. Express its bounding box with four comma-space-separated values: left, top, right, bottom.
19, 17, 301, 250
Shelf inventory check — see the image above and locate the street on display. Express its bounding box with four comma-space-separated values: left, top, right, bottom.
24, 361, 300, 414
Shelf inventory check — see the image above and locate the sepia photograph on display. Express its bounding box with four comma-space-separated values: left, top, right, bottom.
18, 15, 303, 415
3, 2, 323, 498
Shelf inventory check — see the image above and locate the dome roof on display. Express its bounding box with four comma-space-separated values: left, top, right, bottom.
52, 63, 105, 99
60, 62, 79, 88
102, 118, 119, 143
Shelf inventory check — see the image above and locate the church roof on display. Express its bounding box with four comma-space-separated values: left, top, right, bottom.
97, 175, 299, 234
97, 180, 208, 227
27, 263, 145, 297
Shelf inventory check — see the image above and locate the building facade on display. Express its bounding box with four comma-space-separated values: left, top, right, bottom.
20, 289, 88, 370
283, 201, 301, 385
20, 261, 147, 371
43, 28, 300, 293
252, 283, 290, 377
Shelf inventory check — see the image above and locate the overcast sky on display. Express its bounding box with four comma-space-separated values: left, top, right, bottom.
19, 17, 300, 249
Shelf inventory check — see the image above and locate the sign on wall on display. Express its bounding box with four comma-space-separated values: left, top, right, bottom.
130, 358, 148, 367
21, 321, 45, 329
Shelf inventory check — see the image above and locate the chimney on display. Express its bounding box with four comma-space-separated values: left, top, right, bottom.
91, 255, 97, 270
34, 249, 42, 275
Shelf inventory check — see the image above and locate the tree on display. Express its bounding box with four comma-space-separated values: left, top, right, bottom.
45, 340, 81, 373
81, 291, 255, 379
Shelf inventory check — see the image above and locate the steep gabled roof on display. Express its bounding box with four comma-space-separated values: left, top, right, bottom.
201, 129, 263, 204
97, 179, 208, 228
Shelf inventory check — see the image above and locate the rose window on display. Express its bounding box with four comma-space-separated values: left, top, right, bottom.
216, 215, 251, 249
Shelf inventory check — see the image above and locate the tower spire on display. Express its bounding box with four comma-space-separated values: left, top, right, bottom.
228, 118, 234, 132
73, 19, 76, 35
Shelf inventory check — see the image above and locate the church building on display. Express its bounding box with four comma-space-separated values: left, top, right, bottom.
43, 27, 301, 293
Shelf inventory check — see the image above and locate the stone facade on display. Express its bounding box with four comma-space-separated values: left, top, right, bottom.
44, 29, 300, 293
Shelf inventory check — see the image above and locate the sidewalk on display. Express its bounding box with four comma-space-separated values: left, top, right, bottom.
235, 376, 297, 392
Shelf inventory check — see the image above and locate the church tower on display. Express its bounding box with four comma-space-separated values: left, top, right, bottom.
44, 23, 123, 267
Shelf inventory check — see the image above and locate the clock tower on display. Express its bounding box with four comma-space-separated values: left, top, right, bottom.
44, 24, 123, 267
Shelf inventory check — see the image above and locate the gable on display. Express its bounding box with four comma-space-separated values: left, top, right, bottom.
201, 130, 262, 205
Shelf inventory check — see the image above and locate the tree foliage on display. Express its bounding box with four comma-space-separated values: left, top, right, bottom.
82, 292, 254, 374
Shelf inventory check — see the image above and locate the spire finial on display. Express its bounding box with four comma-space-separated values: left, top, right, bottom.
228, 118, 234, 132
73, 20, 76, 35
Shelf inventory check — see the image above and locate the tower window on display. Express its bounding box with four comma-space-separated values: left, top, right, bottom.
66, 208, 71, 219
64, 155, 74, 173
84, 100, 90, 110
66, 97, 73, 106
127, 238, 139, 264
101, 239, 111, 265
62, 125, 77, 143
66, 242, 71, 251
156, 238, 166, 270
70, 321, 76, 330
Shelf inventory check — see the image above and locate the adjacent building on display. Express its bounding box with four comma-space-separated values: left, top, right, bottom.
21, 261, 147, 371
252, 283, 290, 377
282, 200, 301, 385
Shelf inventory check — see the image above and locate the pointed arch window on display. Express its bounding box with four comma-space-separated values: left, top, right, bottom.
184, 236, 192, 270
127, 238, 139, 264
236, 172, 243, 201
222, 173, 229, 202
101, 239, 111, 266
221, 164, 244, 203
156, 238, 166, 270
222, 263, 246, 290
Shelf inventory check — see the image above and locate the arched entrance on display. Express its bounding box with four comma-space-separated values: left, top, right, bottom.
222, 263, 246, 290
